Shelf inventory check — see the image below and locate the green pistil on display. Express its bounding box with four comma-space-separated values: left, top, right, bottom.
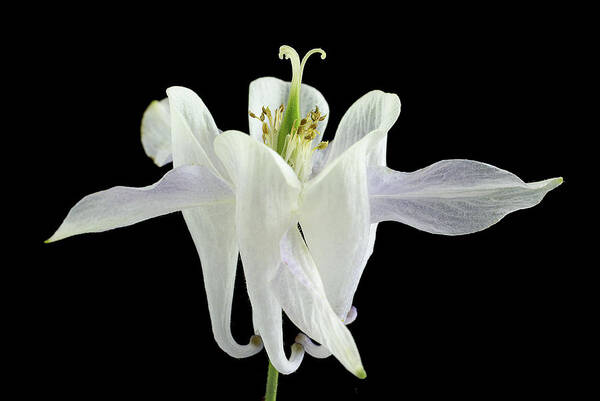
277, 45, 326, 154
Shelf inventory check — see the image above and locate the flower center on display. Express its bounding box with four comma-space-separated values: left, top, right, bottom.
249, 105, 285, 150
249, 104, 328, 182
248, 45, 329, 182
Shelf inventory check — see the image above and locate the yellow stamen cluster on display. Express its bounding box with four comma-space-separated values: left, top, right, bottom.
249, 105, 285, 151
249, 105, 329, 181
281, 106, 329, 181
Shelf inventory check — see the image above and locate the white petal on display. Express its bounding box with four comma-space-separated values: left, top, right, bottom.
294, 306, 358, 360
182, 205, 263, 358
323, 90, 400, 169
141, 98, 173, 167
248, 77, 329, 144
167, 87, 262, 358
369, 160, 563, 235
345, 306, 358, 325
295, 334, 332, 359
214, 130, 304, 374
166, 89, 263, 358
167, 86, 228, 180
272, 227, 365, 378
165, 88, 259, 356
300, 130, 386, 320
46, 165, 233, 243
308, 92, 398, 320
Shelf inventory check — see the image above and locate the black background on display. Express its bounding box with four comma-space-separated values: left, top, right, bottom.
18, 4, 587, 400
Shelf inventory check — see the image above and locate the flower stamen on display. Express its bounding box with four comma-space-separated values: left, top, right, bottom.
249, 105, 285, 151
250, 103, 327, 181
280, 107, 328, 181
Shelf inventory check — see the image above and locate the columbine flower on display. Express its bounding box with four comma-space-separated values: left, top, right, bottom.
47, 45, 562, 381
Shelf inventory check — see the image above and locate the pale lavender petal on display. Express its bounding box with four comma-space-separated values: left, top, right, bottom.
273, 227, 365, 378
47, 165, 233, 243
369, 159, 563, 235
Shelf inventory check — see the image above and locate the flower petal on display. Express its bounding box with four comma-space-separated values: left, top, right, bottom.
295, 334, 332, 359
167, 86, 228, 181
344, 305, 358, 325
369, 160, 563, 235
182, 206, 263, 358
166, 88, 261, 357
248, 77, 329, 144
46, 165, 233, 243
214, 130, 304, 374
295, 306, 357, 360
322, 90, 400, 169
141, 98, 173, 167
272, 227, 365, 378
300, 130, 386, 320
307, 91, 399, 323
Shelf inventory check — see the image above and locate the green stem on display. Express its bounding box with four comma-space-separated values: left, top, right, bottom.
264, 360, 279, 401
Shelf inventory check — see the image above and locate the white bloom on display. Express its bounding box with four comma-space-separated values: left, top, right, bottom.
47, 46, 562, 378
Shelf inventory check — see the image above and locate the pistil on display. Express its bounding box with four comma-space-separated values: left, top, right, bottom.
249, 45, 329, 182
277, 46, 326, 154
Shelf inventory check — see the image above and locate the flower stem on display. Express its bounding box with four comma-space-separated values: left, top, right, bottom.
264, 360, 279, 401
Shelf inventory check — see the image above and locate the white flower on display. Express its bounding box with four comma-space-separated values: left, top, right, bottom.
47, 46, 562, 378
